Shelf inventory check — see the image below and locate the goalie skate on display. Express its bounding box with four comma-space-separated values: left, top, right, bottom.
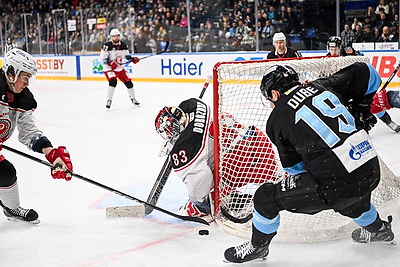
1, 201, 40, 224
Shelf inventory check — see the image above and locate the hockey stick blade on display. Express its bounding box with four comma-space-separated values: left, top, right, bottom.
106, 204, 145, 218
107, 157, 172, 217
2, 145, 209, 226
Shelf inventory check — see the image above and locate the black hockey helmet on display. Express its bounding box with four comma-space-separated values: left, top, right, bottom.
155, 106, 186, 142
327, 36, 342, 50
260, 65, 299, 99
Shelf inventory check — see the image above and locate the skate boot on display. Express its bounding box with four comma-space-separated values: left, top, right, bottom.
224, 240, 269, 263
0, 201, 39, 224
387, 122, 400, 133
106, 99, 112, 109
352, 215, 395, 244
129, 97, 140, 106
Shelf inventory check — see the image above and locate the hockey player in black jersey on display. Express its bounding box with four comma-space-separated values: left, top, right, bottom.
155, 98, 214, 217
266, 32, 302, 59
224, 63, 395, 264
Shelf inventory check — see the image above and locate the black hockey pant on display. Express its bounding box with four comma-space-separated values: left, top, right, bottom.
253, 168, 380, 221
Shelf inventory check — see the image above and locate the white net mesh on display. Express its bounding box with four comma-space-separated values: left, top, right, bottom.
213, 56, 400, 242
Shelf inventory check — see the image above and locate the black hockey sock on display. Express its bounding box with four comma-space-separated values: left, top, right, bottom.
379, 112, 392, 125
251, 225, 276, 247
364, 215, 383, 233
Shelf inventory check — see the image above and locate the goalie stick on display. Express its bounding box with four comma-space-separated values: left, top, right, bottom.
2, 145, 209, 226
106, 75, 213, 218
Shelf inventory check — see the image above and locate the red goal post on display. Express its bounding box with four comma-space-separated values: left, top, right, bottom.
212, 55, 400, 242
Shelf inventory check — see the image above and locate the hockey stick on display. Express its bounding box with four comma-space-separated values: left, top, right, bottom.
106, 75, 213, 218
2, 145, 209, 226
378, 63, 400, 92
119, 41, 171, 65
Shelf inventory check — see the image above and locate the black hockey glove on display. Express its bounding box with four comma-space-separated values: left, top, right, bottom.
348, 99, 377, 133
125, 55, 132, 61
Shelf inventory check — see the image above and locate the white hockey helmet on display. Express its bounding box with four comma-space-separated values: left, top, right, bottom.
3, 48, 37, 84
110, 28, 121, 36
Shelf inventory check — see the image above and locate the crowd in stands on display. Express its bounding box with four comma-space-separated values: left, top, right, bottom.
0, 0, 398, 55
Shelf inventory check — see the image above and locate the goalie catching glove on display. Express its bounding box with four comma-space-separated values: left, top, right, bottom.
45, 146, 73, 181
125, 55, 140, 64
347, 98, 377, 133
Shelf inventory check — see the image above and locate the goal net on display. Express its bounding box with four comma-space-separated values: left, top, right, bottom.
212, 56, 400, 242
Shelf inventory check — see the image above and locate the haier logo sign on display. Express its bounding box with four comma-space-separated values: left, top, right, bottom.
161, 58, 203, 76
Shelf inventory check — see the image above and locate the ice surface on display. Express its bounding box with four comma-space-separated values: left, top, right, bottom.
1, 80, 399, 267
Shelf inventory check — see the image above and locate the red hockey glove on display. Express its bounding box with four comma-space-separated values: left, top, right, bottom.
45, 146, 73, 181
108, 60, 119, 70
125, 55, 140, 64
131, 57, 140, 64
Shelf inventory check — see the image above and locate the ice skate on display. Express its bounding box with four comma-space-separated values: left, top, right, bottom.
387, 122, 400, 133
129, 97, 140, 106
106, 99, 112, 109
352, 216, 396, 245
0, 201, 40, 224
224, 241, 269, 263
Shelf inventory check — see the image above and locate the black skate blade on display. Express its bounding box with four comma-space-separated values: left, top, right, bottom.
222, 256, 268, 264
6, 217, 40, 225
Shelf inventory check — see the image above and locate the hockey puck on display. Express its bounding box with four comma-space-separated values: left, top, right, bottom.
198, 229, 209, 235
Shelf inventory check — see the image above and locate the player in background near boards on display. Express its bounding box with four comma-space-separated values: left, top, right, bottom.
100, 28, 140, 109
326, 35, 363, 57
0, 48, 73, 224
155, 98, 214, 217
326, 36, 400, 133
224, 62, 395, 264
266, 32, 302, 59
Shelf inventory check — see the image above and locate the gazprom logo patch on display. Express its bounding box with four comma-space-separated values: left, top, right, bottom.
349, 141, 373, 160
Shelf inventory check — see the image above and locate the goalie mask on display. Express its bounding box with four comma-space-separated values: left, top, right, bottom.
155, 106, 187, 142
260, 65, 299, 100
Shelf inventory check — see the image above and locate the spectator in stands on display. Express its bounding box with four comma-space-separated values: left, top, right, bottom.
267, 32, 302, 59
241, 29, 256, 51
376, 12, 392, 31
375, 0, 390, 15
354, 24, 364, 43
363, 15, 375, 29
366, 6, 379, 24
376, 26, 392, 42
340, 23, 355, 48
4, 37, 14, 54
261, 20, 276, 38
362, 24, 376, 42
351, 17, 363, 31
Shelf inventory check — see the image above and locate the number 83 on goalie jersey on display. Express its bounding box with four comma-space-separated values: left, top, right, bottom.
169, 98, 214, 200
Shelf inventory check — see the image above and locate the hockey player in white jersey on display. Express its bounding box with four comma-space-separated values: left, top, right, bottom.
0, 48, 73, 224
155, 98, 214, 217
100, 28, 140, 109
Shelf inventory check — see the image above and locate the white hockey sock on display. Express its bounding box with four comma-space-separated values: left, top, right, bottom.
127, 86, 136, 100
0, 182, 20, 209
107, 86, 116, 100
